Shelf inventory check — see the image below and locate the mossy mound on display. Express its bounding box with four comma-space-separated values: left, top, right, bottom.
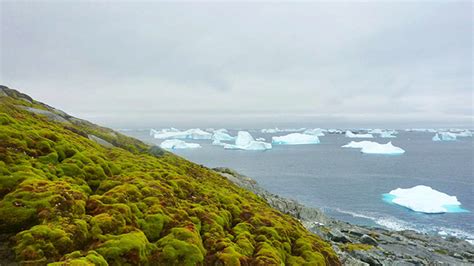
0, 86, 340, 265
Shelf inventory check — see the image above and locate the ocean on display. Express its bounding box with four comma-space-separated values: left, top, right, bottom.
122, 129, 474, 243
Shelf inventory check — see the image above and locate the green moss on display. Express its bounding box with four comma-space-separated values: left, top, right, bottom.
138, 213, 169, 242
0, 89, 339, 265
0, 113, 15, 125
95, 231, 153, 265
48, 251, 108, 266
340, 243, 374, 252
14, 224, 74, 262
156, 227, 205, 265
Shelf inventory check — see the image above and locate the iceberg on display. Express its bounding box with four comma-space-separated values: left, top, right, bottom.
151, 128, 212, 140
432, 132, 457, 142
342, 141, 405, 155
224, 131, 272, 150
303, 128, 325, 137
345, 131, 374, 138
454, 130, 472, 137
256, 137, 266, 141
261, 128, 305, 133
383, 185, 467, 214
212, 131, 235, 141
160, 139, 201, 149
379, 131, 397, 138
327, 129, 343, 134
368, 129, 384, 134
272, 133, 320, 145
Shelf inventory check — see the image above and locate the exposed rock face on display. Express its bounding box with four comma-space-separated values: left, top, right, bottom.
215, 168, 474, 265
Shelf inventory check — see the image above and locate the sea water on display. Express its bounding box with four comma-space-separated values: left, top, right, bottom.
124, 129, 474, 243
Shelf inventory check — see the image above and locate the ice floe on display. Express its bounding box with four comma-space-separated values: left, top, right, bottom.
160, 139, 201, 149
345, 130, 374, 138
303, 128, 326, 137
383, 185, 467, 214
272, 133, 320, 145
342, 141, 405, 155
224, 131, 272, 150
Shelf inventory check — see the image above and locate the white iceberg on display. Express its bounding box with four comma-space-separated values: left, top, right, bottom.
256, 137, 266, 141
342, 141, 405, 155
224, 131, 272, 150
327, 129, 343, 134
303, 128, 326, 137
454, 130, 472, 137
368, 128, 384, 134
405, 128, 437, 133
151, 128, 212, 140
432, 132, 457, 142
212, 131, 235, 142
345, 130, 374, 138
383, 185, 467, 214
272, 133, 320, 145
160, 139, 201, 149
261, 128, 305, 133
379, 131, 397, 138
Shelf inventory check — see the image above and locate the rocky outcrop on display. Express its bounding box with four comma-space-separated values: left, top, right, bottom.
215, 167, 474, 265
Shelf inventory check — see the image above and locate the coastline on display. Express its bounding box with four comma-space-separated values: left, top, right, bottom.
214, 167, 474, 265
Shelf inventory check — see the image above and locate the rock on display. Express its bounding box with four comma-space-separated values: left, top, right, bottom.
20, 106, 70, 123
350, 250, 382, 266
88, 134, 114, 148
360, 234, 378, 246
328, 229, 352, 243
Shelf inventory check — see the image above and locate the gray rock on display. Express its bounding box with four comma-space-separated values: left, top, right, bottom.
20, 106, 70, 123
360, 234, 378, 246
329, 229, 352, 243
88, 134, 114, 148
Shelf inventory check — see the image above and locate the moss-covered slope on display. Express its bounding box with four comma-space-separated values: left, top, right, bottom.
0, 86, 339, 265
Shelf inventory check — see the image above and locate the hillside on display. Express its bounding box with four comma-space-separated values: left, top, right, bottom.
0, 86, 339, 265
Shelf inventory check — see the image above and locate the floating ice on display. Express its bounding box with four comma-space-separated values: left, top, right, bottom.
345, 131, 374, 138
160, 139, 201, 149
272, 133, 320, 145
383, 185, 468, 214
327, 129, 343, 134
261, 128, 306, 133
454, 130, 472, 137
343, 141, 405, 155
224, 131, 272, 150
256, 137, 266, 141
151, 128, 212, 140
303, 128, 326, 137
432, 132, 457, 142
368, 129, 384, 134
212, 131, 235, 142
405, 128, 437, 133
379, 131, 397, 138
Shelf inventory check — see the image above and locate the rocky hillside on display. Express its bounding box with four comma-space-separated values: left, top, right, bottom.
0, 86, 339, 265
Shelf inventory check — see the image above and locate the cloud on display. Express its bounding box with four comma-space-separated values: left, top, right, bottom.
1, 1, 472, 127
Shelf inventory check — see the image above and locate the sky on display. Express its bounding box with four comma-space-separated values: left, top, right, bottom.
1, 1, 472, 129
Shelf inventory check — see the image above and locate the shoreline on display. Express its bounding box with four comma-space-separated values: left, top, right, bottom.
214, 167, 474, 265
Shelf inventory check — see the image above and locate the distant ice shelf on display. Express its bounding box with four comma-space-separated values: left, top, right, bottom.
383, 185, 468, 214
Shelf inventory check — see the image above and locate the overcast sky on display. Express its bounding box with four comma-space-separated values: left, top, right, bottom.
1, 1, 472, 128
